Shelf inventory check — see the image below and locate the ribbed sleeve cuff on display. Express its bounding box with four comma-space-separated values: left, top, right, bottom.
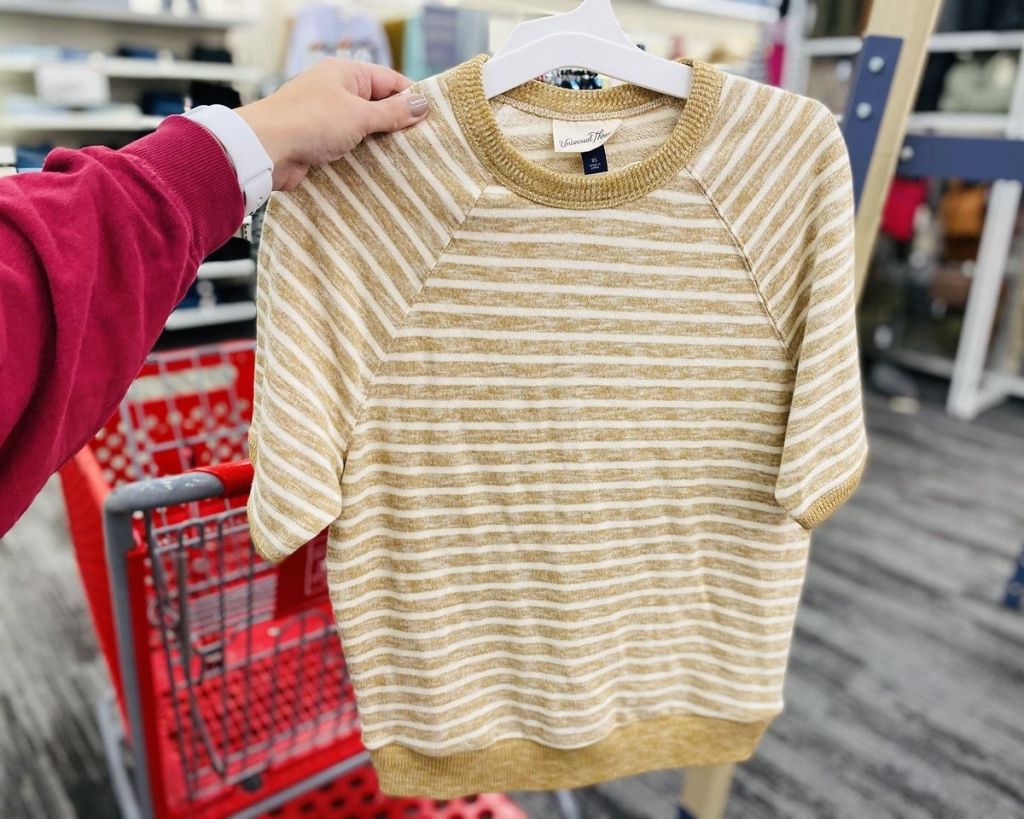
121, 115, 244, 258
794, 451, 868, 530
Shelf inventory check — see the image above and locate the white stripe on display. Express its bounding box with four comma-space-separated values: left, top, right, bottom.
339, 574, 801, 612
777, 416, 865, 487
263, 244, 372, 384
263, 261, 365, 402
734, 112, 837, 235
340, 594, 797, 636
356, 665, 781, 715
356, 644, 787, 685
443, 253, 749, 278
416, 117, 482, 197
356, 418, 787, 433
712, 91, 788, 203
365, 137, 448, 242
334, 556, 805, 592
639, 187, 708, 205
468, 207, 721, 230
338, 513, 796, 553
318, 162, 421, 294
452, 228, 733, 253
781, 391, 862, 449
499, 104, 680, 137
757, 174, 849, 289
786, 444, 867, 518
787, 366, 860, 423
373, 376, 790, 393
274, 195, 395, 349
425, 276, 755, 302
341, 474, 779, 511
250, 478, 324, 551
331, 540, 802, 577
328, 533, 807, 576
393, 128, 464, 220
341, 150, 433, 266
361, 397, 788, 411
383, 350, 791, 370
416, 301, 772, 325
691, 77, 760, 179
397, 326, 784, 348
346, 437, 783, 459
341, 493, 785, 531
795, 324, 857, 372
352, 625, 792, 667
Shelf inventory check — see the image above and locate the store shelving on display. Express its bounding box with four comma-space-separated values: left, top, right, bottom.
804, 30, 1024, 58
906, 112, 1011, 134
165, 301, 257, 331
1, 113, 165, 131
786, 0, 1024, 420
0, 0, 251, 29
197, 259, 256, 280
0, 54, 261, 83
652, 0, 778, 25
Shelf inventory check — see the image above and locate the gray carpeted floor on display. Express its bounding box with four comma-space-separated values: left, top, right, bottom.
2, 388, 1023, 819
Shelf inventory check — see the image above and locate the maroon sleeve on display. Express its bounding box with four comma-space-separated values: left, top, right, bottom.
0, 116, 244, 534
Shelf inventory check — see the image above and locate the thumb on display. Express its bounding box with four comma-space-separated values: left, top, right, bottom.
360, 92, 430, 137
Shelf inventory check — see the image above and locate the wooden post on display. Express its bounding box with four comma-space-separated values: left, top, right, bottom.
853, 0, 943, 298
680, 764, 736, 819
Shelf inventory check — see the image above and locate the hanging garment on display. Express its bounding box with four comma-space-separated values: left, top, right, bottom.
402, 4, 491, 80
249, 55, 867, 798
284, 3, 392, 78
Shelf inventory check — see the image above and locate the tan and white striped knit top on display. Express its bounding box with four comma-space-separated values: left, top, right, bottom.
248, 55, 868, 798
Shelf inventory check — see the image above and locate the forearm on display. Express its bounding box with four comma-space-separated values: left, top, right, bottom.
0, 116, 243, 533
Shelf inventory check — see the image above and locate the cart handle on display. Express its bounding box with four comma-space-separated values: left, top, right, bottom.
192, 460, 254, 498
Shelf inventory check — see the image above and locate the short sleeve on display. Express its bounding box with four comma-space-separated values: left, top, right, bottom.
761, 111, 867, 528
246, 186, 351, 563
245, 88, 483, 562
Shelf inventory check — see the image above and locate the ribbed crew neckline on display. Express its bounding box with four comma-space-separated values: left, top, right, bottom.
448, 54, 724, 210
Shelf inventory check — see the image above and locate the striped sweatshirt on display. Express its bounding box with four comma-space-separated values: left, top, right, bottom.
248, 55, 868, 798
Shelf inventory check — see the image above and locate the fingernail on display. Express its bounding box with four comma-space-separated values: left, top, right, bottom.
407, 94, 429, 117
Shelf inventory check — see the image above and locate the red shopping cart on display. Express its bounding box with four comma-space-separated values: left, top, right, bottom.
58, 341, 527, 819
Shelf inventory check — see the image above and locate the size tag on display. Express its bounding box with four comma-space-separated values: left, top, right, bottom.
581, 145, 608, 175
552, 118, 622, 153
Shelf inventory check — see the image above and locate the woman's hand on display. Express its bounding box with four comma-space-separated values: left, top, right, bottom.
237, 58, 430, 192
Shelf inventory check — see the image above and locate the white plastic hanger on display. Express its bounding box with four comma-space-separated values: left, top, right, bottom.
482, 0, 693, 100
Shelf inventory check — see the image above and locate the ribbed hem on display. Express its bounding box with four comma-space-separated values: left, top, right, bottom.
121, 115, 243, 259
794, 450, 868, 530
447, 55, 723, 210
369, 712, 775, 798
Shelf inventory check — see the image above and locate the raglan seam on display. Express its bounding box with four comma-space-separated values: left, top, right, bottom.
342, 173, 490, 464
685, 166, 797, 370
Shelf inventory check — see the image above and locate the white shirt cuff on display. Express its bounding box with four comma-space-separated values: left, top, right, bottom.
184, 104, 274, 215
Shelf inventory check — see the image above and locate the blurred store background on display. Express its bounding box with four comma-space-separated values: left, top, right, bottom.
1, 1, 1023, 818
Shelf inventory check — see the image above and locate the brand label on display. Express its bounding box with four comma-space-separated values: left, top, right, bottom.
552, 118, 622, 153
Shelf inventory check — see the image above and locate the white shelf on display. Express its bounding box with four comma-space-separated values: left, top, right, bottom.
197, 259, 256, 280
0, 0, 251, 29
0, 54, 260, 83
927, 30, 1024, 52
1, 113, 164, 131
651, 0, 779, 24
907, 111, 1009, 134
805, 30, 1024, 59
166, 301, 256, 330
803, 36, 862, 58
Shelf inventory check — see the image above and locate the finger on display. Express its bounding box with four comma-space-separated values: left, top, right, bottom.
359, 93, 430, 136
361, 63, 413, 101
